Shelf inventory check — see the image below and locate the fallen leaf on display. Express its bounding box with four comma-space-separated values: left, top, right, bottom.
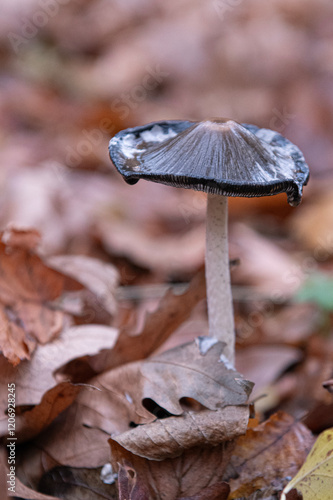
111, 406, 250, 460
16, 339, 252, 483
225, 411, 314, 499
111, 439, 234, 500
38, 465, 118, 500
92, 269, 206, 373
117, 461, 150, 500
0, 325, 118, 440
230, 223, 303, 298
0, 227, 82, 365
99, 219, 205, 275
304, 403, 333, 434
323, 379, 333, 393
282, 427, 333, 500
178, 482, 230, 500
8, 475, 62, 500
236, 345, 302, 401
47, 254, 119, 320
290, 190, 333, 257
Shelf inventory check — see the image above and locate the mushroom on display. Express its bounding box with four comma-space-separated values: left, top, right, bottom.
109, 118, 309, 366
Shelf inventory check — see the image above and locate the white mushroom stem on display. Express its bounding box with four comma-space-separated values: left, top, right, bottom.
205, 193, 235, 366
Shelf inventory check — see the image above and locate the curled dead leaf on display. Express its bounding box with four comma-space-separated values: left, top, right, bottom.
111, 406, 250, 460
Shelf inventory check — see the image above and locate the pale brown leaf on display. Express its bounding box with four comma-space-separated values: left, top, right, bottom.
111, 439, 234, 500
0, 325, 118, 439
47, 254, 119, 319
16, 339, 252, 479
93, 269, 206, 372
99, 219, 205, 274
111, 406, 249, 460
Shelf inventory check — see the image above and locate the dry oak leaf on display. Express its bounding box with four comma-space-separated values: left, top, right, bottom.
18, 339, 252, 476
111, 405, 250, 461
91, 269, 206, 373
0, 325, 118, 440
225, 411, 314, 499
282, 427, 333, 500
100, 339, 253, 423
0, 227, 82, 365
111, 438, 234, 500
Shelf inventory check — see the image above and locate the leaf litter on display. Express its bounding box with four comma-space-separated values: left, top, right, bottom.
2, 1, 333, 498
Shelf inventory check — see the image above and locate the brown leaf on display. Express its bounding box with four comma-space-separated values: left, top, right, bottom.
94, 340, 253, 430
225, 411, 314, 499
118, 461, 150, 500
111, 439, 234, 500
0, 227, 82, 365
99, 217, 205, 275
323, 379, 333, 394
112, 406, 249, 460
1, 225, 41, 251
17, 339, 252, 480
0, 325, 118, 440
236, 345, 302, 402
93, 269, 206, 372
290, 190, 333, 256
178, 482, 230, 500
47, 254, 119, 320
230, 223, 303, 297
9, 476, 62, 499
286, 489, 304, 500
13, 382, 82, 442
38, 465, 118, 500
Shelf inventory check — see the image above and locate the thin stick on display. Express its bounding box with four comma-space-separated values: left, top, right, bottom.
205, 194, 235, 365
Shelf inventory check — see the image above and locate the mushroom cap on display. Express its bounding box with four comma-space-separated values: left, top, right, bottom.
109, 119, 309, 206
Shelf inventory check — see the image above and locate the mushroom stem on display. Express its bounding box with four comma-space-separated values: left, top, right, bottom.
205, 193, 235, 366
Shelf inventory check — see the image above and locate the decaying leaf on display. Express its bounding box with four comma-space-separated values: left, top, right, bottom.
0, 325, 118, 440
282, 427, 333, 500
0, 227, 82, 365
111, 406, 250, 460
323, 379, 333, 394
111, 439, 234, 500
16, 339, 252, 482
92, 269, 206, 372
94, 339, 252, 426
47, 254, 119, 320
8, 476, 62, 500
226, 411, 314, 499
38, 465, 118, 500
178, 482, 230, 500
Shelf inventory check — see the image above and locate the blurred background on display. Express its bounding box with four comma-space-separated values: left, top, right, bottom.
1, 0, 333, 425
1, 0, 333, 263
